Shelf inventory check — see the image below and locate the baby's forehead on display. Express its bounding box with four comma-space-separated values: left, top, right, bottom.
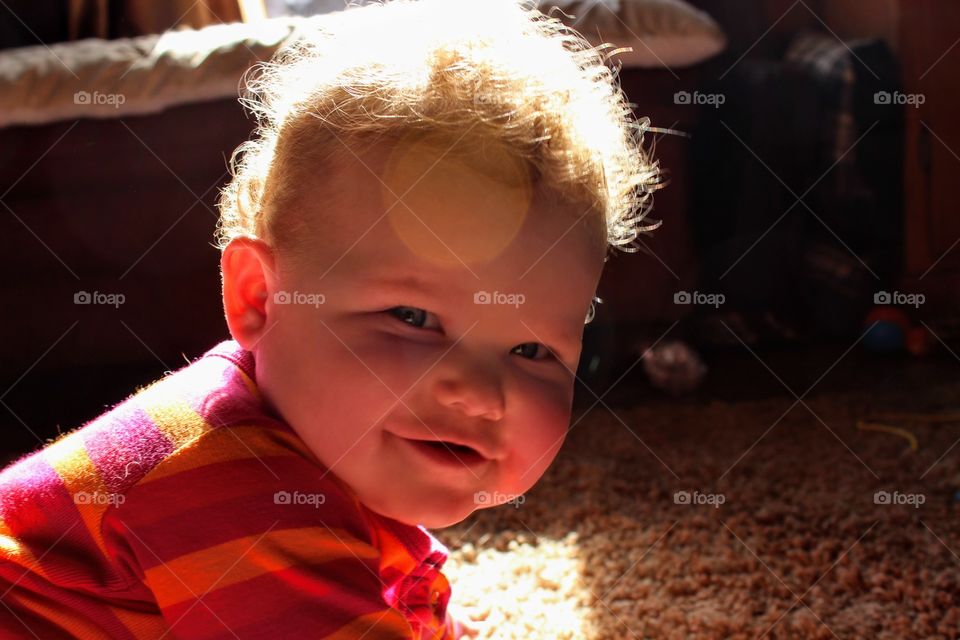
294, 138, 604, 269
325, 201, 601, 299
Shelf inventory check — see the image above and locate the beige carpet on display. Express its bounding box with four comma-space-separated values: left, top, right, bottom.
434, 381, 960, 639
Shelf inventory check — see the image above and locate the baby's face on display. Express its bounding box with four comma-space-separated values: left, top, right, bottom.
227, 137, 606, 528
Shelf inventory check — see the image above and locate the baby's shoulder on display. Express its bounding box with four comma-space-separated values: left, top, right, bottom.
0, 342, 379, 597
0, 341, 286, 509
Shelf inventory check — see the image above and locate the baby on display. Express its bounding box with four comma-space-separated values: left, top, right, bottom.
0, 0, 658, 637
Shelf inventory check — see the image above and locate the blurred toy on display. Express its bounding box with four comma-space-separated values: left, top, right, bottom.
905, 325, 933, 356
639, 340, 707, 395
862, 306, 932, 355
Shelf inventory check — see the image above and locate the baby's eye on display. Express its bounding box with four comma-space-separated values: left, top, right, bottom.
511, 342, 551, 361
387, 306, 441, 331
387, 309, 551, 360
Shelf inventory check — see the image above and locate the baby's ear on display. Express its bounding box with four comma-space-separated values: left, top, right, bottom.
220, 237, 277, 350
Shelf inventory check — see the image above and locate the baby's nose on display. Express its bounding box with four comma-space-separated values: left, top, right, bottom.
431, 374, 505, 421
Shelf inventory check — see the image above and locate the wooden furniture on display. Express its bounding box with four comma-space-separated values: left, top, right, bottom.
900, 0, 960, 317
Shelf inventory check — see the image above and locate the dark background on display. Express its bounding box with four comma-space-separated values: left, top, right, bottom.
1, 0, 958, 464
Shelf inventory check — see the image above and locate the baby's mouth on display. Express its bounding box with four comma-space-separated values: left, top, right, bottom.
404, 438, 489, 467
421, 440, 478, 456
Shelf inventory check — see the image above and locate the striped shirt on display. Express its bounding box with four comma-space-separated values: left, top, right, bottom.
0, 340, 460, 639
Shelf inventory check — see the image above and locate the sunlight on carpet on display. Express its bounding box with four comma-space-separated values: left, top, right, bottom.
444, 532, 594, 638
435, 380, 960, 639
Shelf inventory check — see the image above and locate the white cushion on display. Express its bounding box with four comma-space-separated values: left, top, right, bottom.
0, 18, 308, 128
0, 1, 726, 129
540, 0, 727, 68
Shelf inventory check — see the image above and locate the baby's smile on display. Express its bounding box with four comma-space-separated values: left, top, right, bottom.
390, 433, 492, 476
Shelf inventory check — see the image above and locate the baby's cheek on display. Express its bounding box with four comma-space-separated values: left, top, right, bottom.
508, 380, 572, 489
350, 335, 436, 398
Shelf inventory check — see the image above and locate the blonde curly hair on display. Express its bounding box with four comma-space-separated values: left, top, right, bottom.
215, 0, 661, 261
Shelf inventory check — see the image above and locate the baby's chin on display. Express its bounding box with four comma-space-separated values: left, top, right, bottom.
366, 492, 481, 530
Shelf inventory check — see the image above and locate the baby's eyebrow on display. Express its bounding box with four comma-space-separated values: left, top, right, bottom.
524, 320, 581, 353
360, 273, 436, 296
